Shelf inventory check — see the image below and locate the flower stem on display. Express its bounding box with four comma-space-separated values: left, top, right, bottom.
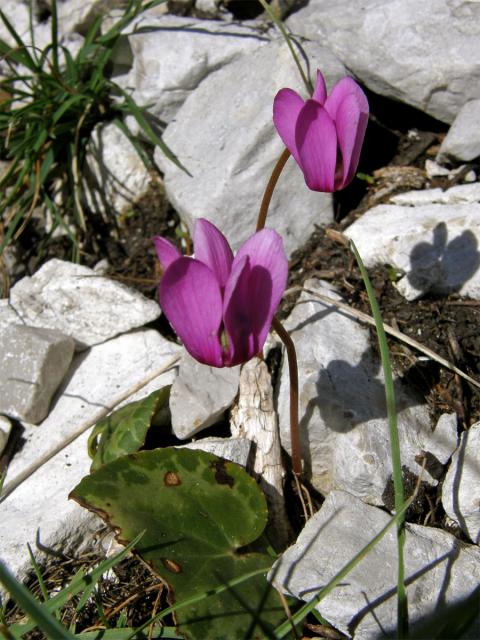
256, 149, 290, 231
272, 316, 301, 475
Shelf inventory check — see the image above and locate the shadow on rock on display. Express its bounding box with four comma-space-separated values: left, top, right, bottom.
407, 222, 480, 295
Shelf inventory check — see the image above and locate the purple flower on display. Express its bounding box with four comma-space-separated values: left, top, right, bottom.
154, 219, 288, 368
273, 70, 369, 192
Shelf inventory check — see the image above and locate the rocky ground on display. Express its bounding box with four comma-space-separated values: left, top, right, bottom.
1, 1, 480, 639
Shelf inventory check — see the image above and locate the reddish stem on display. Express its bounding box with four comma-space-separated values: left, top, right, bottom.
272, 316, 301, 475
256, 149, 291, 231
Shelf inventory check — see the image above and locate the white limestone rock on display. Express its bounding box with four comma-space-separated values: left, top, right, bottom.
119, 14, 270, 126
155, 39, 345, 255
170, 351, 240, 439
0, 328, 180, 591
438, 99, 480, 162
425, 412, 458, 467
0, 324, 75, 424
7, 259, 161, 349
390, 182, 480, 207
442, 422, 480, 544
0, 415, 12, 457
0, 1, 33, 47
55, 0, 125, 36
83, 122, 155, 218
0, 428, 101, 601
178, 437, 252, 468
287, 0, 480, 124
344, 203, 480, 301
271, 490, 480, 640
4, 329, 180, 488
277, 279, 434, 504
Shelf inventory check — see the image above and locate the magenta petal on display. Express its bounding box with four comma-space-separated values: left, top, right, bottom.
193, 218, 234, 289
324, 76, 368, 122
153, 236, 182, 270
222, 255, 255, 366
160, 258, 223, 367
229, 229, 288, 354
273, 88, 304, 165
295, 100, 338, 192
312, 69, 327, 105
335, 92, 369, 188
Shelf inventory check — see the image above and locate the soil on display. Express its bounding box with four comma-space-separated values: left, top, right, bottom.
3, 37, 480, 640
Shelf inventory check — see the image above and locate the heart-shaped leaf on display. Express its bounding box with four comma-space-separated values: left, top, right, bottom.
87, 387, 171, 471
71, 448, 286, 639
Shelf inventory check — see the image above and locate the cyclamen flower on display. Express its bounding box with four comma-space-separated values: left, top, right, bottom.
154, 219, 288, 368
273, 70, 369, 192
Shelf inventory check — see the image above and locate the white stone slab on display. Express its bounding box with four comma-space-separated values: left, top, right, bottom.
0, 328, 180, 591
7, 259, 161, 349
277, 279, 434, 503
272, 490, 480, 639
170, 352, 240, 439
442, 421, 480, 544
344, 203, 480, 300
438, 99, 480, 162
287, 0, 480, 124
4, 329, 180, 489
155, 38, 344, 256
123, 14, 270, 124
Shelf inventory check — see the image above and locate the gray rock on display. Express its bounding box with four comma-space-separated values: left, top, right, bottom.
0, 328, 180, 591
4, 329, 180, 489
121, 14, 269, 125
83, 122, 155, 218
170, 352, 240, 439
0, 324, 74, 424
178, 437, 252, 467
344, 202, 480, 301
7, 259, 161, 349
277, 279, 433, 503
272, 490, 480, 640
155, 39, 344, 255
0, 415, 12, 457
287, 0, 480, 124
442, 422, 480, 544
438, 99, 480, 162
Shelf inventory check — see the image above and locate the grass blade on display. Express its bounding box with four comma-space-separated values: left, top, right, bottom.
8, 532, 145, 638
116, 88, 190, 174
0, 562, 76, 640
256, 0, 312, 95
349, 240, 408, 639
0, 11, 38, 72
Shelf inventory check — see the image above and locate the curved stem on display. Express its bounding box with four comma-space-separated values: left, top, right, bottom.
272, 316, 301, 475
256, 149, 290, 232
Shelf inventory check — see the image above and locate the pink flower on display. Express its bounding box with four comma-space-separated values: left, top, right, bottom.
154, 219, 288, 367
273, 70, 369, 192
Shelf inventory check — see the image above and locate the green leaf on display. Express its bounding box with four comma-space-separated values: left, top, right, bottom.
88, 387, 171, 471
71, 448, 285, 640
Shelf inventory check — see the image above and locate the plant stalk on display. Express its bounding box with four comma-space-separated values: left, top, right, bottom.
272, 316, 301, 475
256, 149, 290, 231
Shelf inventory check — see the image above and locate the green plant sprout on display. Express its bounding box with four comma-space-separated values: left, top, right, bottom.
0, 0, 181, 264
